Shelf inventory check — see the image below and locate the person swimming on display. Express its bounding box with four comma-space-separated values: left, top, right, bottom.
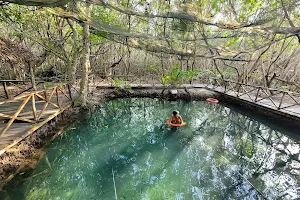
169, 110, 183, 124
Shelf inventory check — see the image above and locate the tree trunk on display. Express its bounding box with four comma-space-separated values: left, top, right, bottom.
67, 19, 78, 84
79, 2, 91, 106
27, 62, 37, 90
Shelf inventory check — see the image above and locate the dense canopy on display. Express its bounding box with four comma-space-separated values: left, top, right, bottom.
0, 0, 300, 104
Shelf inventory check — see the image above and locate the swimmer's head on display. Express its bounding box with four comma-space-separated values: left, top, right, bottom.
172, 110, 179, 116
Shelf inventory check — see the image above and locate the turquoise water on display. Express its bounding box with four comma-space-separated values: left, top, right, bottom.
1, 98, 300, 200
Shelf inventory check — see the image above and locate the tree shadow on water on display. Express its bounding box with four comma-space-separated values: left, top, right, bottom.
91, 123, 190, 197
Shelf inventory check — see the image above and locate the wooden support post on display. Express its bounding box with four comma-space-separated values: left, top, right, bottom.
32, 93, 37, 121
56, 87, 61, 108
236, 84, 241, 97
67, 84, 72, 101
152, 76, 154, 86
2, 82, 10, 99
254, 88, 260, 102
60, 90, 64, 109
29, 64, 36, 91
278, 92, 286, 110
43, 84, 47, 99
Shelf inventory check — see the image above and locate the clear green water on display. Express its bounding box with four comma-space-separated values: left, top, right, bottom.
1, 98, 300, 200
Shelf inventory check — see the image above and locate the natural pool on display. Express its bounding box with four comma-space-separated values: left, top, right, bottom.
1, 98, 300, 200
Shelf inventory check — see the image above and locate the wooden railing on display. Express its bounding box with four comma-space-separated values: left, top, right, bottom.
197, 78, 300, 111
0, 84, 75, 136
0, 80, 46, 100
84, 74, 300, 113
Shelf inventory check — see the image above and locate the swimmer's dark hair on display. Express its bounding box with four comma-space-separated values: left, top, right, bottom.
172, 110, 178, 115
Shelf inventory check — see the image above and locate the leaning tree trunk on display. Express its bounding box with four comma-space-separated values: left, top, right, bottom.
79, 2, 91, 106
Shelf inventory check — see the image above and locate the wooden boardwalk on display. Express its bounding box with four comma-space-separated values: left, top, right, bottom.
191, 79, 300, 120
0, 84, 75, 154
200, 84, 300, 118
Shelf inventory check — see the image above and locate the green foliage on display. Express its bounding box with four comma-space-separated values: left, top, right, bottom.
44, 82, 55, 88
92, 6, 121, 26
278, 85, 289, 91
89, 32, 106, 44
74, 96, 88, 107
112, 78, 123, 87
161, 64, 200, 86
240, 138, 253, 158
225, 37, 239, 47
111, 78, 131, 88
244, 145, 253, 157
222, 68, 237, 79
147, 64, 160, 74
90, 6, 122, 44
8, 32, 25, 40
211, 0, 226, 12
172, 19, 192, 33
198, 70, 216, 78
125, 84, 132, 89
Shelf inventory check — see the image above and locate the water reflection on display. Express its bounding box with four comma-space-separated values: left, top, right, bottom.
0, 98, 299, 200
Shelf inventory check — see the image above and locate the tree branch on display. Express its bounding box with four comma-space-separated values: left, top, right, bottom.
2, 0, 71, 6
281, 0, 300, 43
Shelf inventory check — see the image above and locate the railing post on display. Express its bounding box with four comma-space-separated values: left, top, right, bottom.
236, 84, 241, 97
32, 93, 37, 121
67, 84, 72, 101
278, 92, 286, 110
2, 81, 10, 99
56, 86, 61, 108
152, 76, 154, 86
254, 87, 260, 102
43, 83, 47, 99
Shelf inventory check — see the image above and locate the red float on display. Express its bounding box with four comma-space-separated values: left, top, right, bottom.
206, 98, 219, 103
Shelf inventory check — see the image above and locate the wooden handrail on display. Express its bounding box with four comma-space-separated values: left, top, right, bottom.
0, 80, 59, 100
2, 82, 10, 99
0, 84, 69, 104
198, 77, 300, 111
0, 83, 77, 137
200, 77, 300, 96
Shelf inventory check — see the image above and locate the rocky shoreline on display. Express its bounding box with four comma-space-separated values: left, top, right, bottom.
90, 87, 218, 102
